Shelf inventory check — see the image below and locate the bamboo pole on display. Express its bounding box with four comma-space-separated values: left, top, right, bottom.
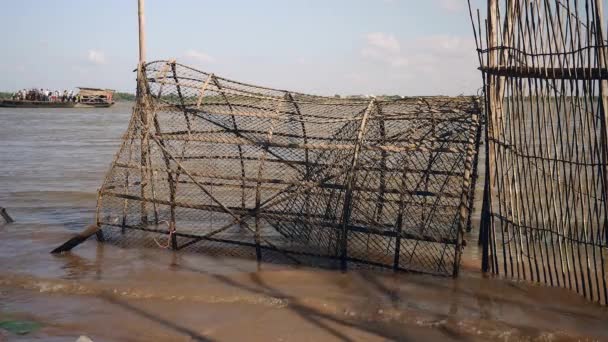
593, 0, 608, 305
138, 0, 146, 64
136, 0, 150, 225
338, 99, 375, 270
211, 77, 248, 214
480, 0, 499, 274
154, 61, 178, 248
138, 74, 151, 224
254, 98, 282, 261
196, 74, 214, 109
454, 111, 480, 277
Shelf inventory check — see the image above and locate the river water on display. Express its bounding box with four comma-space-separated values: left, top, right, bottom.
0, 102, 607, 341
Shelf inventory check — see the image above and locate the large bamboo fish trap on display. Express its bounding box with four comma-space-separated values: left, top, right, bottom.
471, 0, 608, 304
94, 60, 482, 276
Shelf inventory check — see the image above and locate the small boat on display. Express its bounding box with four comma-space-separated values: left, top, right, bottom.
0, 87, 115, 108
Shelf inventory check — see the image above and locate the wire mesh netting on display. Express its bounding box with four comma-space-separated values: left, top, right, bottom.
95, 60, 481, 276
472, 0, 608, 304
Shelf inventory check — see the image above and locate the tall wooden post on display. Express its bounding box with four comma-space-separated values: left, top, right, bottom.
481, 0, 499, 273
138, 0, 146, 64
137, 0, 150, 224
595, 0, 608, 250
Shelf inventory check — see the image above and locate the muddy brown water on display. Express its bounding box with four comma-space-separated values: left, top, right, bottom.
1, 103, 607, 341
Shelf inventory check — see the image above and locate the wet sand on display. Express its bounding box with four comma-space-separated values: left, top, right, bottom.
1, 103, 608, 341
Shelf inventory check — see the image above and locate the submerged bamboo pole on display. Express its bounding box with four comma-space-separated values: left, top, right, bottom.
0, 207, 13, 224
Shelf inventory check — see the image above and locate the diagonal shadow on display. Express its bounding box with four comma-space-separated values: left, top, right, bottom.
247, 271, 414, 341
101, 293, 215, 342
173, 261, 416, 341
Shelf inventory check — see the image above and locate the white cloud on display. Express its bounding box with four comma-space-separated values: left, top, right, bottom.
184, 49, 215, 64
362, 32, 408, 67
87, 49, 106, 65
359, 32, 479, 95
362, 33, 475, 69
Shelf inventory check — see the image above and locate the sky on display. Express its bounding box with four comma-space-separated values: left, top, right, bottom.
0, 0, 488, 96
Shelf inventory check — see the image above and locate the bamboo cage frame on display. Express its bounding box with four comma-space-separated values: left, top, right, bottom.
94, 60, 482, 276
471, 0, 608, 305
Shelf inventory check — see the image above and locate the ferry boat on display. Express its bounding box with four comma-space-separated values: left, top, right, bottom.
0, 87, 115, 108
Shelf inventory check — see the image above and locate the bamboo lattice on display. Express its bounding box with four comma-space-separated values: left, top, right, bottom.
95, 60, 481, 276
471, 0, 608, 304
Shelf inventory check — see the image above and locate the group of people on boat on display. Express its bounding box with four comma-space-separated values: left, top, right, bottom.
12, 89, 78, 103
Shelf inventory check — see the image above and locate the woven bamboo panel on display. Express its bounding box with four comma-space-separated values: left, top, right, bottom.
473, 0, 608, 304
95, 61, 481, 276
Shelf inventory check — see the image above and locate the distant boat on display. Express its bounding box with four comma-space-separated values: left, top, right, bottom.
0, 87, 115, 108
0, 100, 114, 108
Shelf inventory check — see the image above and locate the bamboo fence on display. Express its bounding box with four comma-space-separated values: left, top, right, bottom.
471, 0, 608, 304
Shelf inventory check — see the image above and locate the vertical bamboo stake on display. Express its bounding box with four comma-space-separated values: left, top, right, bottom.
393, 212, 403, 270
338, 99, 375, 270
152, 61, 178, 248
122, 125, 136, 232
593, 0, 608, 305
138, 81, 150, 224
254, 97, 283, 261
393, 147, 415, 271
137, 0, 150, 224
481, 0, 499, 273
454, 109, 480, 277
212, 78, 248, 216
